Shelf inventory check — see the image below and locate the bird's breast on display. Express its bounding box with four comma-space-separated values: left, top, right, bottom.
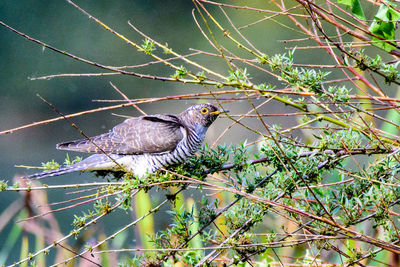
118, 126, 207, 177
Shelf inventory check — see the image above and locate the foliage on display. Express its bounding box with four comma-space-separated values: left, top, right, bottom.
368, 1, 400, 52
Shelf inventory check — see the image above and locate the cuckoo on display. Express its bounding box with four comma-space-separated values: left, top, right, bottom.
25, 103, 226, 179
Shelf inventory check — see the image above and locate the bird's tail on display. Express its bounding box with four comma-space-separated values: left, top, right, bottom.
24, 165, 81, 180
23, 154, 125, 180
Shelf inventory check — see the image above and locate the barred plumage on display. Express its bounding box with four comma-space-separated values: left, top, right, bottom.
24, 103, 225, 180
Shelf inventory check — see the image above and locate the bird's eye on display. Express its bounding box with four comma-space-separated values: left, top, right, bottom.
200, 107, 209, 114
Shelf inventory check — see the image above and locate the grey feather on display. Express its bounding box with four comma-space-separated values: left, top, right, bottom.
57, 114, 184, 154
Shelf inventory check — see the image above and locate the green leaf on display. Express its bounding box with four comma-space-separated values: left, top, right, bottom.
350, 0, 366, 20
375, 4, 391, 21
337, 0, 352, 6
368, 1, 400, 52
337, 0, 366, 20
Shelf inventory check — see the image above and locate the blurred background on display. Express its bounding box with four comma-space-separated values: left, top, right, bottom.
1, 0, 393, 265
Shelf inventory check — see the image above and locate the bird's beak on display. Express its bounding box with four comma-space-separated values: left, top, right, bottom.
210, 109, 229, 115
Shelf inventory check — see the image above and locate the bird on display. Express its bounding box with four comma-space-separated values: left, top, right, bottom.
24, 103, 226, 180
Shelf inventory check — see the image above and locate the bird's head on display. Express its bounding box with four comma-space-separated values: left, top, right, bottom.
180, 103, 227, 128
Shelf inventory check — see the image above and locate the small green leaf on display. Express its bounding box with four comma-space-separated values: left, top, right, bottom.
338, 0, 352, 5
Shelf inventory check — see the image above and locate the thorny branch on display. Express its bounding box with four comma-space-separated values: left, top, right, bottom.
2, 0, 400, 266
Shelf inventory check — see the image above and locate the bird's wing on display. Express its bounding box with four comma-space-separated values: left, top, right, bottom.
56, 114, 185, 154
